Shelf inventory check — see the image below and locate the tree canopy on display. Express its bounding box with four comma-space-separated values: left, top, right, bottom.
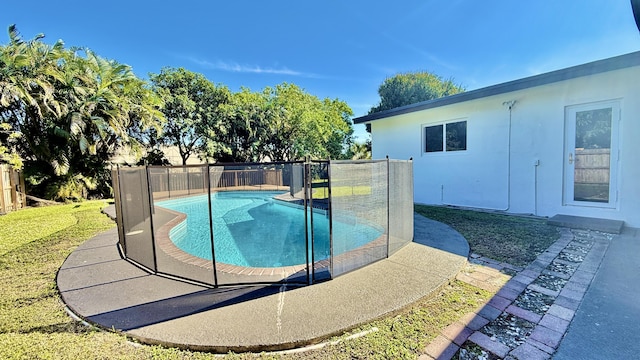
632, 0, 640, 32
1, 25, 357, 201
216, 83, 354, 162
149, 67, 230, 165
368, 71, 465, 115
0, 25, 163, 200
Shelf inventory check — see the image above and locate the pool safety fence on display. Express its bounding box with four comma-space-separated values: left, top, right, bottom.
112, 159, 413, 287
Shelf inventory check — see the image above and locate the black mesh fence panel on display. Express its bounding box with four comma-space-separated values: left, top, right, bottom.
112, 160, 412, 286
117, 167, 155, 271
111, 168, 125, 251
388, 160, 414, 254
329, 160, 388, 277
211, 163, 308, 285
309, 161, 331, 282
149, 166, 216, 286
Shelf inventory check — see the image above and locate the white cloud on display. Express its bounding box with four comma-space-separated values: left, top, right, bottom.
187, 57, 321, 78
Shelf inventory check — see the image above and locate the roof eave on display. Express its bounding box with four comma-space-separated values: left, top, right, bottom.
353, 51, 640, 124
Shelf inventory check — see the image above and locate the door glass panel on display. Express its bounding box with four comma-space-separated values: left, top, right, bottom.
574, 108, 612, 203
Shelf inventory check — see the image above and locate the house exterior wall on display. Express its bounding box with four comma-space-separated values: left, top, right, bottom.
371, 66, 640, 227
160, 146, 205, 165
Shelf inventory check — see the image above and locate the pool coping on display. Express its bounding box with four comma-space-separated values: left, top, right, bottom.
154, 206, 312, 277
57, 209, 470, 353
152, 194, 390, 281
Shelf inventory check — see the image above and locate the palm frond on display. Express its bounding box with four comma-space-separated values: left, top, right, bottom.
51, 156, 70, 176
78, 136, 89, 154
7, 24, 23, 45
69, 112, 84, 136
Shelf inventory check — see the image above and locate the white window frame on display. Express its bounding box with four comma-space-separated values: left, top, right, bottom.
422, 118, 468, 154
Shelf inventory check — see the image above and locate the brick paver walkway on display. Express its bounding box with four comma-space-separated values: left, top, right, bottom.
420, 227, 613, 360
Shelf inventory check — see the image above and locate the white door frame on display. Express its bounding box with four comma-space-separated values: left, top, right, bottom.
563, 100, 620, 208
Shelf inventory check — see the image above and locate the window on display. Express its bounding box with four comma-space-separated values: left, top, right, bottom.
425, 125, 443, 152
446, 121, 467, 151
424, 120, 467, 153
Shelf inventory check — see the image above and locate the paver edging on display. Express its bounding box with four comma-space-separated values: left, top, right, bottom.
424, 227, 614, 359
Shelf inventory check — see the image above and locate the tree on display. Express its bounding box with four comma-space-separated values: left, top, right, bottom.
632, 0, 640, 32
309, 97, 354, 160
0, 25, 164, 200
262, 83, 353, 161
0, 25, 63, 170
213, 83, 354, 162
215, 87, 271, 162
367, 71, 465, 131
347, 140, 372, 160
149, 67, 229, 165
0, 122, 22, 167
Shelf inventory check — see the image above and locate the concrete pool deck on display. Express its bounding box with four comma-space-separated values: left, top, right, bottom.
56, 208, 469, 353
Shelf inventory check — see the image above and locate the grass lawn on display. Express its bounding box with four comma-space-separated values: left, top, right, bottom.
0, 201, 497, 359
312, 185, 371, 198
415, 205, 561, 267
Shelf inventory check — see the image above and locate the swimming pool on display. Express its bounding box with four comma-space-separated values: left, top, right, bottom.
156, 191, 383, 268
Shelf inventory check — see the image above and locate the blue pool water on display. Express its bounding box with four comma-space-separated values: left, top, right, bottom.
156, 191, 383, 268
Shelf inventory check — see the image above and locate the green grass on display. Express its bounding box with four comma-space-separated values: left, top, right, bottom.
311, 185, 371, 198
0, 201, 497, 359
415, 205, 560, 267
0, 206, 76, 256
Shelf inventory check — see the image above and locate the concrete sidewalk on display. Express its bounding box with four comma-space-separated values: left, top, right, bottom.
554, 227, 640, 359
57, 212, 469, 353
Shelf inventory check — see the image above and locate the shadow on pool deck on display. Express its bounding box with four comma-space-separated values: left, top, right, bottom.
56, 208, 469, 353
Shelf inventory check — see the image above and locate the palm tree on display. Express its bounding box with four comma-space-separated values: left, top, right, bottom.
1, 25, 68, 175
349, 140, 372, 160
1, 25, 164, 200
43, 48, 164, 198
63, 49, 162, 158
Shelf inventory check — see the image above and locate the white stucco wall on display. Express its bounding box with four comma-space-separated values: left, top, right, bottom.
370, 66, 640, 227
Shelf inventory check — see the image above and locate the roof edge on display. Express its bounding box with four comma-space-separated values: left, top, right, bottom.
354, 51, 640, 124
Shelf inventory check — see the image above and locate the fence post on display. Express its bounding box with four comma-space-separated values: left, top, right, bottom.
112, 165, 126, 254
144, 166, 159, 273
167, 168, 171, 199
186, 166, 191, 195
9, 167, 17, 212
386, 155, 390, 258
205, 164, 219, 287
19, 170, 26, 209
327, 158, 334, 281
0, 165, 6, 213
305, 158, 312, 285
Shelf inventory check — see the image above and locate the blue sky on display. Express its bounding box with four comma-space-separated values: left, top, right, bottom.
2, 1, 639, 141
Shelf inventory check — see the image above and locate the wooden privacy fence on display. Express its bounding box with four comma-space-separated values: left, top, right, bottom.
217, 169, 284, 188
0, 164, 26, 214
575, 148, 610, 184
146, 166, 287, 200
